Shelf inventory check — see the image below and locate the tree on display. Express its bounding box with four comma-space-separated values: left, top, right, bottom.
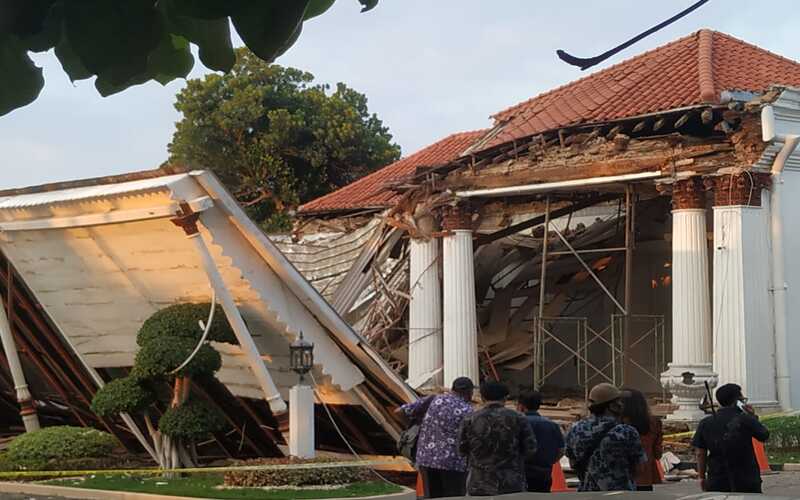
168, 49, 401, 231
0, 0, 378, 116
91, 303, 233, 470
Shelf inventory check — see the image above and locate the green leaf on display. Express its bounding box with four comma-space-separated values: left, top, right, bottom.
359, 0, 378, 12
163, 0, 234, 72
0, 0, 57, 38
63, 0, 161, 78
168, 0, 232, 20
0, 34, 44, 117
304, 0, 336, 20
54, 32, 92, 82
230, 0, 310, 63
147, 33, 194, 85
19, 0, 62, 53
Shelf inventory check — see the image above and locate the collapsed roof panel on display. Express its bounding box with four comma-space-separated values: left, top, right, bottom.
0, 169, 413, 441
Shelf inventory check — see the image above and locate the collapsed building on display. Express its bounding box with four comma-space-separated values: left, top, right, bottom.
294, 30, 800, 421
0, 168, 414, 458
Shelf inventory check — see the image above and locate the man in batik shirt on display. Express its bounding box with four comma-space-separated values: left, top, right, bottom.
458, 380, 538, 496
399, 377, 474, 498
565, 383, 647, 491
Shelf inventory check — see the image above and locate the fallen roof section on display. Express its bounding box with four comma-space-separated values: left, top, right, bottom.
0, 169, 414, 444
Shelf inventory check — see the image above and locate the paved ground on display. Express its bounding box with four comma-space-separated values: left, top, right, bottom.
655, 471, 800, 497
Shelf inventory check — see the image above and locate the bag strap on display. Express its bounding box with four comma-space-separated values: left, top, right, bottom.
575, 422, 618, 474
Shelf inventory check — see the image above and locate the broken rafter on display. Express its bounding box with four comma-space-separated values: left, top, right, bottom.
474, 194, 619, 248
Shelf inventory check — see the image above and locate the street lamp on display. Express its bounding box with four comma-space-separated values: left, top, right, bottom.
289, 331, 315, 458
289, 331, 314, 382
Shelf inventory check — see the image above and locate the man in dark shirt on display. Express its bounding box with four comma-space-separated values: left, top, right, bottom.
459, 380, 537, 496
518, 390, 565, 492
692, 383, 770, 493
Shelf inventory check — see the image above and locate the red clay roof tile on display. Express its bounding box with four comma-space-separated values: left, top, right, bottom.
478, 30, 800, 151
298, 130, 485, 214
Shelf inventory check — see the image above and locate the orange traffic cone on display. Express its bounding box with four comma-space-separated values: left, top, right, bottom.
416, 472, 424, 498
753, 438, 770, 473
656, 459, 666, 483
550, 461, 572, 492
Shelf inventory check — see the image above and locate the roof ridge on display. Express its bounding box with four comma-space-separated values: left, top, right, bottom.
698, 29, 716, 103
492, 30, 702, 122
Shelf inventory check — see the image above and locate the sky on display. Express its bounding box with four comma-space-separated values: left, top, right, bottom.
1, 0, 798, 190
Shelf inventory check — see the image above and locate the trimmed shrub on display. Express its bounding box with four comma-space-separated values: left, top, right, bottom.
7, 427, 118, 468
159, 400, 226, 440
223, 457, 370, 487
137, 303, 236, 346
131, 336, 221, 379
91, 376, 156, 417
765, 415, 800, 450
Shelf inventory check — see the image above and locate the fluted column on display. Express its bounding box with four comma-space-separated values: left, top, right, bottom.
707, 173, 778, 409
442, 206, 479, 388
408, 237, 443, 389
661, 177, 717, 421
0, 304, 39, 432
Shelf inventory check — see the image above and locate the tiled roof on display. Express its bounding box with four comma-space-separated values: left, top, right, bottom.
477, 29, 800, 151
299, 130, 485, 214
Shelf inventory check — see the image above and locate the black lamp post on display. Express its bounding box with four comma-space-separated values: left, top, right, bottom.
289, 331, 314, 383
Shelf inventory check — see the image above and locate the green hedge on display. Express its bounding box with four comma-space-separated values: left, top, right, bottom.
765, 415, 800, 450
159, 400, 226, 440
223, 457, 370, 487
137, 303, 236, 346
91, 377, 155, 417
5, 426, 118, 470
131, 335, 221, 379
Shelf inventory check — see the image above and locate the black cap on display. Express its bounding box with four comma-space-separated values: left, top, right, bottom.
452, 377, 474, 392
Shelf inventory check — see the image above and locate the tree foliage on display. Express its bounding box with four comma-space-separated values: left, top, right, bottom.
168, 49, 400, 231
0, 0, 379, 116
91, 302, 234, 468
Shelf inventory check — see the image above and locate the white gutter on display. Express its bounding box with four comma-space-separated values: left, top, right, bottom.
762, 105, 800, 411
455, 171, 662, 198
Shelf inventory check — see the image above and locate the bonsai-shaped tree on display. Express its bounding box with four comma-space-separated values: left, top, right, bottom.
91, 303, 236, 469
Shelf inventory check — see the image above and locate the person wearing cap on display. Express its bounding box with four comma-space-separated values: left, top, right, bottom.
692, 383, 769, 493
458, 380, 537, 496
397, 376, 474, 498
565, 383, 646, 491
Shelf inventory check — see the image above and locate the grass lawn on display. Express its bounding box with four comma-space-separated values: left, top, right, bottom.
44, 473, 402, 499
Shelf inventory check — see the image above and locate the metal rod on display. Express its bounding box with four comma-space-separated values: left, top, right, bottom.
548, 247, 628, 256
623, 186, 635, 385
553, 228, 627, 314
535, 198, 551, 390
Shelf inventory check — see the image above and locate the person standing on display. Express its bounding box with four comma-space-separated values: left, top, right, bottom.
621, 388, 663, 491
459, 380, 537, 496
692, 383, 770, 493
397, 377, 474, 498
517, 390, 565, 492
565, 383, 646, 491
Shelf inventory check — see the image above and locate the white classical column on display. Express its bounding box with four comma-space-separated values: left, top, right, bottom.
442, 208, 479, 388
710, 174, 778, 409
408, 237, 443, 389
661, 178, 717, 422
289, 384, 315, 458
0, 305, 39, 432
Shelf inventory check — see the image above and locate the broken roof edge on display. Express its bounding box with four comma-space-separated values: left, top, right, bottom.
190, 171, 417, 403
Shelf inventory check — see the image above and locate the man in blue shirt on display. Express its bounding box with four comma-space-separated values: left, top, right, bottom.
518, 391, 565, 492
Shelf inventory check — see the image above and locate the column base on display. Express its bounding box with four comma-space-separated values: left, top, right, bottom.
661, 364, 717, 422
289, 384, 315, 459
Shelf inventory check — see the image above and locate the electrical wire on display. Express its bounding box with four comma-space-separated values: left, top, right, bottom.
308, 372, 400, 487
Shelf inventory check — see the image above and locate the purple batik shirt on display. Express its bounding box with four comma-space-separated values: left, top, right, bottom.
402, 393, 473, 472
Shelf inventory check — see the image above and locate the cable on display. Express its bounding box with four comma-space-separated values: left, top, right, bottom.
170, 288, 217, 375
308, 372, 400, 487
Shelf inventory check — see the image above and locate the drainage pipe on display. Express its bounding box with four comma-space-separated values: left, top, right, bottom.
762, 105, 800, 411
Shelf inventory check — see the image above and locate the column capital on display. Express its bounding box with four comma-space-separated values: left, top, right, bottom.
441, 204, 474, 231
671, 177, 706, 210
704, 172, 771, 207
